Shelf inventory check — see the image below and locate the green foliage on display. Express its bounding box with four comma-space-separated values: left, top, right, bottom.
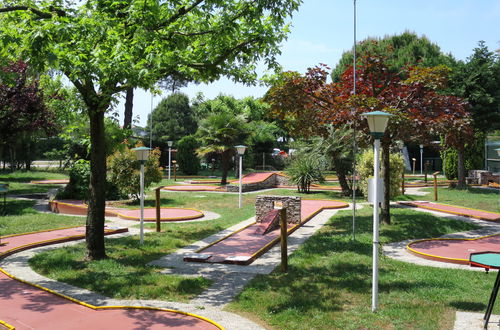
441, 131, 485, 180
107, 146, 162, 200
147, 93, 197, 145
450, 41, 500, 132
285, 155, 325, 193
176, 135, 200, 175
332, 31, 456, 80
59, 159, 91, 200
358, 149, 404, 199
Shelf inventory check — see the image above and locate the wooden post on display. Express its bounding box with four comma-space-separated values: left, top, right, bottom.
433, 171, 440, 201
172, 160, 177, 181
155, 186, 162, 232
280, 208, 288, 273
401, 171, 405, 195
424, 161, 430, 183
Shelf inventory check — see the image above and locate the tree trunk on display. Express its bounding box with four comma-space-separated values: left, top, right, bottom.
123, 88, 134, 129
85, 107, 107, 260
220, 150, 231, 185
381, 140, 391, 225
457, 148, 466, 189
333, 156, 352, 196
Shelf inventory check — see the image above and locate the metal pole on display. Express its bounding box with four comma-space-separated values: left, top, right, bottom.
352, 0, 357, 241
239, 154, 243, 208
149, 93, 153, 149
168, 147, 171, 180
140, 161, 145, 244
372, 138, 380, 312
420, 145, 423, 175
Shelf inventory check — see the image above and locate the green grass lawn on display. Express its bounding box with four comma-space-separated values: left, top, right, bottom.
226, 207, 494, 330
396, 186, 500, 213
0, 170, 68, 195
29, 190, 257, 302
0, 198, 85, 236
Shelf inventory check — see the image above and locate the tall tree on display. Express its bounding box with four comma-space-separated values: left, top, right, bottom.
147, 92, 197, 145
450, 41, 500, 132
196, 112, 249, 184
0, 0, 301, 260
0, 60, 56, 169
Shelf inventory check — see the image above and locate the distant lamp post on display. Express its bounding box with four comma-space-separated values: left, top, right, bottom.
419, 144, 424, 175
412, 158, 416, 175
167, 140, 173, 180
235, 145, 247, 208
132, 146, 151, 245
496, 149, 500, 197
361, 110, 393, 313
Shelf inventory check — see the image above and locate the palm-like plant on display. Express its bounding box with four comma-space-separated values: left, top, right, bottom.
196, 112, 249, 184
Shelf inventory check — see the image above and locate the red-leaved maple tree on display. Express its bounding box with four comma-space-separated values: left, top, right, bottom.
266, 50, 472, 224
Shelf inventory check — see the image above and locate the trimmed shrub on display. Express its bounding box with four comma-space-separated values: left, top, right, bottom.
176, 135, 200, 175
358, 149, 404, 200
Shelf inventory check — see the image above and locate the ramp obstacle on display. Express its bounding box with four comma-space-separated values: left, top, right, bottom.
184, 196, 348, 265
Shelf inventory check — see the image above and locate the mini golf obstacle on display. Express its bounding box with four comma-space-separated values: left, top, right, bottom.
184, 196, 348, 265
49, 200, 204, 222
0, 227, 222, 330
407, 234, 500, 265
398, 201, 500, 222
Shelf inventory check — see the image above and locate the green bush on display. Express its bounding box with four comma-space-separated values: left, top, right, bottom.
58, 159, 90, 200
107, 146, 163, 200
285, 155, 324, 193
358, 149, 404, 200
176, 135, 200, 175
441, 132, 485, 180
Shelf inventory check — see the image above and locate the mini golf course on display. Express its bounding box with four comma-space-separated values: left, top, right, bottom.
399, 201, 500, 221
401, 202, 500, 265
0, 227, 222, 329
184, 199, 349, 265
162, 172, 341, 192
407, 234, 500, 265
49, 200, 205, 222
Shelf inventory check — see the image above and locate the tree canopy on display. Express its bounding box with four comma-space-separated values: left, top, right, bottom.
0, 0, 301, 259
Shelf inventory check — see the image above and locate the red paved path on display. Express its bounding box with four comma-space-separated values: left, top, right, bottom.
399, 201, 500, 221
407, 234, 500, 264
186, 199, 349, 265
162, 185, 223, 192
30, 179, 70, 185
0, 227, 220, 329
50, 200, 204, 222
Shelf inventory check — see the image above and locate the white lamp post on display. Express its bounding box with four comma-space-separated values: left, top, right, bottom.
132, 146, 151, 245
361, 110, 393, 312
235, 145, 247, 208
419, 144, 424, 175
167, 140, 173, 180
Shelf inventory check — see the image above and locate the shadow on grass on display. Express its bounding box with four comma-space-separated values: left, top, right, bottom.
449, 301, 486, 312
1, 199, 37, 215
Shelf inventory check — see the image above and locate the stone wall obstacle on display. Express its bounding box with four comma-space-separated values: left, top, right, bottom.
255, 195, 301, 224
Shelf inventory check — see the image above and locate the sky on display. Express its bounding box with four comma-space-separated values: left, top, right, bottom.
118, 0, 500, 127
